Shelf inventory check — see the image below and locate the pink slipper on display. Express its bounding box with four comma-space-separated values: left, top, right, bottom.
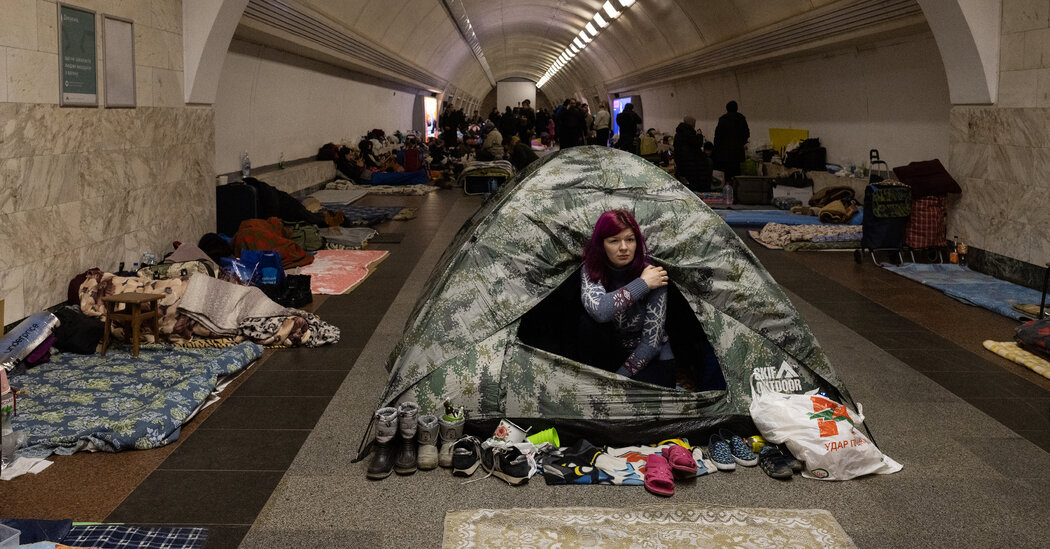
661, 444, 698, 477
644, 454, 674, 497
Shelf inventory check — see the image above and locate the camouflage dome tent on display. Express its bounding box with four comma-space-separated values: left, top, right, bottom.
365, 146, 855, 447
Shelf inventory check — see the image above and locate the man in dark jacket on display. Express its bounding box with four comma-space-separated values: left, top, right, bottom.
713, 100, 750, 181
615, 103, 641, 153
558, 100, 586, 149
674, 116, 711, 191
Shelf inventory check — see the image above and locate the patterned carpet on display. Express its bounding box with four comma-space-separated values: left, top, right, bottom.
443, 503, 856, 548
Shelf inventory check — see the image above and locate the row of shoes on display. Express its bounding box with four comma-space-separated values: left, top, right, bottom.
365, 402, 466, 480
449, 436, 532, 486
707, 429, 802, 480
643, 443, 697, 497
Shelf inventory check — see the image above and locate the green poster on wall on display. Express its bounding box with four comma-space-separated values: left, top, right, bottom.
59, 4, 97, 106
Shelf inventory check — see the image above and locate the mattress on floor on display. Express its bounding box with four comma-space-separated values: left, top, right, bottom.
882, 263, 1046, 320
10, 342, 263, 458
718, 208, 863, 227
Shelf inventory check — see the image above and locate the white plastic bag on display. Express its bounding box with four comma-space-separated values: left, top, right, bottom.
749, 364, 902, 480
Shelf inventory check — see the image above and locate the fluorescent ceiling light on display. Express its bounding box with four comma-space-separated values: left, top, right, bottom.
578, 30, 592, 43
565, 49, 575, 58
570, 43, 579, 54
616, 0, 636, 7
602, 1, 620, 19
593, 13, 608, 28
585, 22, 598, 36
573, 37, 585, 49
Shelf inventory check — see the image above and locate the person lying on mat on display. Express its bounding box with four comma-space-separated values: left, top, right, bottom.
580, 209, 675, 387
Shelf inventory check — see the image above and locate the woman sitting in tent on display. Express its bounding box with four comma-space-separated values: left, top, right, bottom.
580, 209, 675, 387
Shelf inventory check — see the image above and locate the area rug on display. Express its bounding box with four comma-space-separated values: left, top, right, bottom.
442, 504, 855, 549
326, 179, 438, 195
882, 263, 1045, 320
299, 249, 389, 294
323, 203, 404, 226
309, 188, 368, 204
983, 340, 1050, 380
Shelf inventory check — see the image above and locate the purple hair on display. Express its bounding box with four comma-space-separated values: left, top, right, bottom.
583, 209, 648, 287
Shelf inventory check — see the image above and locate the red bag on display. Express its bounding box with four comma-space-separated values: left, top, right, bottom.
904, 194, 947, 249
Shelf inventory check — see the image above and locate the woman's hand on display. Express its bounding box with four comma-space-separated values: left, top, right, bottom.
641, 265, 669, 289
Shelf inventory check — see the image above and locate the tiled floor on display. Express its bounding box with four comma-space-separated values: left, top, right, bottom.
4, 189, 1049, 548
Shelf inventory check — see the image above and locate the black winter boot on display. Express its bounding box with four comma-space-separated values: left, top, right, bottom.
394, 402, 420, 475
366, 407, 398, 480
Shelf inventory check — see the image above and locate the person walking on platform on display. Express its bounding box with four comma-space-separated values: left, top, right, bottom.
674, 116, 710, 191
615, 103, 641, 154
713, 100, 750, 182
594, 103, 611, 147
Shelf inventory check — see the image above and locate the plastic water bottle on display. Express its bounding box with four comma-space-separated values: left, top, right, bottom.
278, 152, 285, 170
240, 151, 251, 178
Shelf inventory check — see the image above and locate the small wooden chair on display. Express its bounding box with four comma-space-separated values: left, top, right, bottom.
100, 293, 165, 357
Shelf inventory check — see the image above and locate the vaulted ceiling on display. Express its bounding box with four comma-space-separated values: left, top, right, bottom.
238, 0, 927, 104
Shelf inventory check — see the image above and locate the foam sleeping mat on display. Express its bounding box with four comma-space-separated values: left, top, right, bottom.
881, 263, 1045, 320
717, 209, 863, 227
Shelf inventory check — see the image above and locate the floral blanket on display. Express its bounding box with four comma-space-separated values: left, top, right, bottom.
11, 343, 263, 458
755, 223, 863, 248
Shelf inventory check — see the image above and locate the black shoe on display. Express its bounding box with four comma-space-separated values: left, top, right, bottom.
758, 445, 795, 480
366, 441, 396, 480
451, 436, 482, 477
481, 444, 531, 486
394, 434, 418, 475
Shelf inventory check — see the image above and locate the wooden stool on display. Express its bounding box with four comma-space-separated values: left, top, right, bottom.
100, 293, 165, 357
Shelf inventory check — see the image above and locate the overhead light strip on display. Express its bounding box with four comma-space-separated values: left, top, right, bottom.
441, 0, 497, 87
538, 0, 639, 88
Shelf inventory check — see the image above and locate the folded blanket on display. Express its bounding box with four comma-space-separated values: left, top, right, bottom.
757, 222, 865, 248
178, 274, 339, 347
818, 199, 859, 224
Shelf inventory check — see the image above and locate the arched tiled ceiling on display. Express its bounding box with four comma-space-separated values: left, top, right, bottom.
240, 0, 927, 103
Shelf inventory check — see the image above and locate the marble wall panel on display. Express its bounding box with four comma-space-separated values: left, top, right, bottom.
1003, 0, 1050, 35
153, 68, 184, 108
141, 106, 177, 148
151, 0, 182, 33
54, 200, 86, 249
1024, 28, 1050, 69
48, 105, 93, 155
0, 0, 38, 49
36, 0, 57, 54
0, 46, 7, 103
22, 252, 78, 315
76, 236, 127, 275
0, 157, 20, 214
949, 108, 970, 145
0, 266, 26, 325
6, 48, 58, 104
135, 66, 154, 108
948, 141, 991, 180
1001, 108, 1050, 147
133, 23, 162, 69
103, 0, 152, 23
999, 70, 1039, 108
1002, 31, 1027, 71
987, 144, 1035, 183
79, 193, 130, 245
1029, 147, 1050, 190
1036, 69, 1050, 107
17, 153, 79, 210
99, 108, 136, 152
160, 30, 183, 71
78, 151, 129, 199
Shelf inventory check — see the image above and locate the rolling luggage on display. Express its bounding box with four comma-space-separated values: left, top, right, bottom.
856, 150, 909, 264
216, 181, 258, 237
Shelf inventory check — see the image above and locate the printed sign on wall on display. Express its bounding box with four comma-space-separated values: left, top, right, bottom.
59, 4, 98, 106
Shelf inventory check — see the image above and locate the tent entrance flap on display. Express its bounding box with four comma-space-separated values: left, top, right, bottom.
517, 268, 727, 393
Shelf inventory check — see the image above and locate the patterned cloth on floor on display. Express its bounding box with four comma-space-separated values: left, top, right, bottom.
326, 179, 438, 195
62, 525, 208, 549
322, 203, 404, 226
757, 222, 863, 248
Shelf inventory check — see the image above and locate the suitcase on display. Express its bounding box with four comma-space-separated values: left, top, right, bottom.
732, 176, 775, 205
216, 182, 258, 236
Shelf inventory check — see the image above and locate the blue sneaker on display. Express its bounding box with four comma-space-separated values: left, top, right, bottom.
708, 433, 736, 471
719, 429, 759, 466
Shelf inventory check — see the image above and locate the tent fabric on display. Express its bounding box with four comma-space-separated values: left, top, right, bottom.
376, 146, 851, 440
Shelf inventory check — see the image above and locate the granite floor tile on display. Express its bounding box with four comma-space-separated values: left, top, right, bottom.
924, 371, 1030, 400
969, 397, 1050, 432
259, 347, 363, 371
233, 370, 349, 397
158, 428, 311, 471
106, 471, 284, 524
203, 526, 251, 549
199, 396, 331, 430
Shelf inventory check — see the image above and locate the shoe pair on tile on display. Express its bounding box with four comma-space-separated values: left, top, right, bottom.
644, 444, 697, 497
758, 444, 803, 480
451, 436, 531, 485
708, 429, 759, 471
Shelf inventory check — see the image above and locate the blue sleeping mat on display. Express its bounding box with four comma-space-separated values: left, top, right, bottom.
881, 263, 1044, 320
11, 342, 263, 458
717, 208, 864, 227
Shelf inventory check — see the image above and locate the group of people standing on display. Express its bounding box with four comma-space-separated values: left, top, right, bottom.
674, 100, 750, 192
